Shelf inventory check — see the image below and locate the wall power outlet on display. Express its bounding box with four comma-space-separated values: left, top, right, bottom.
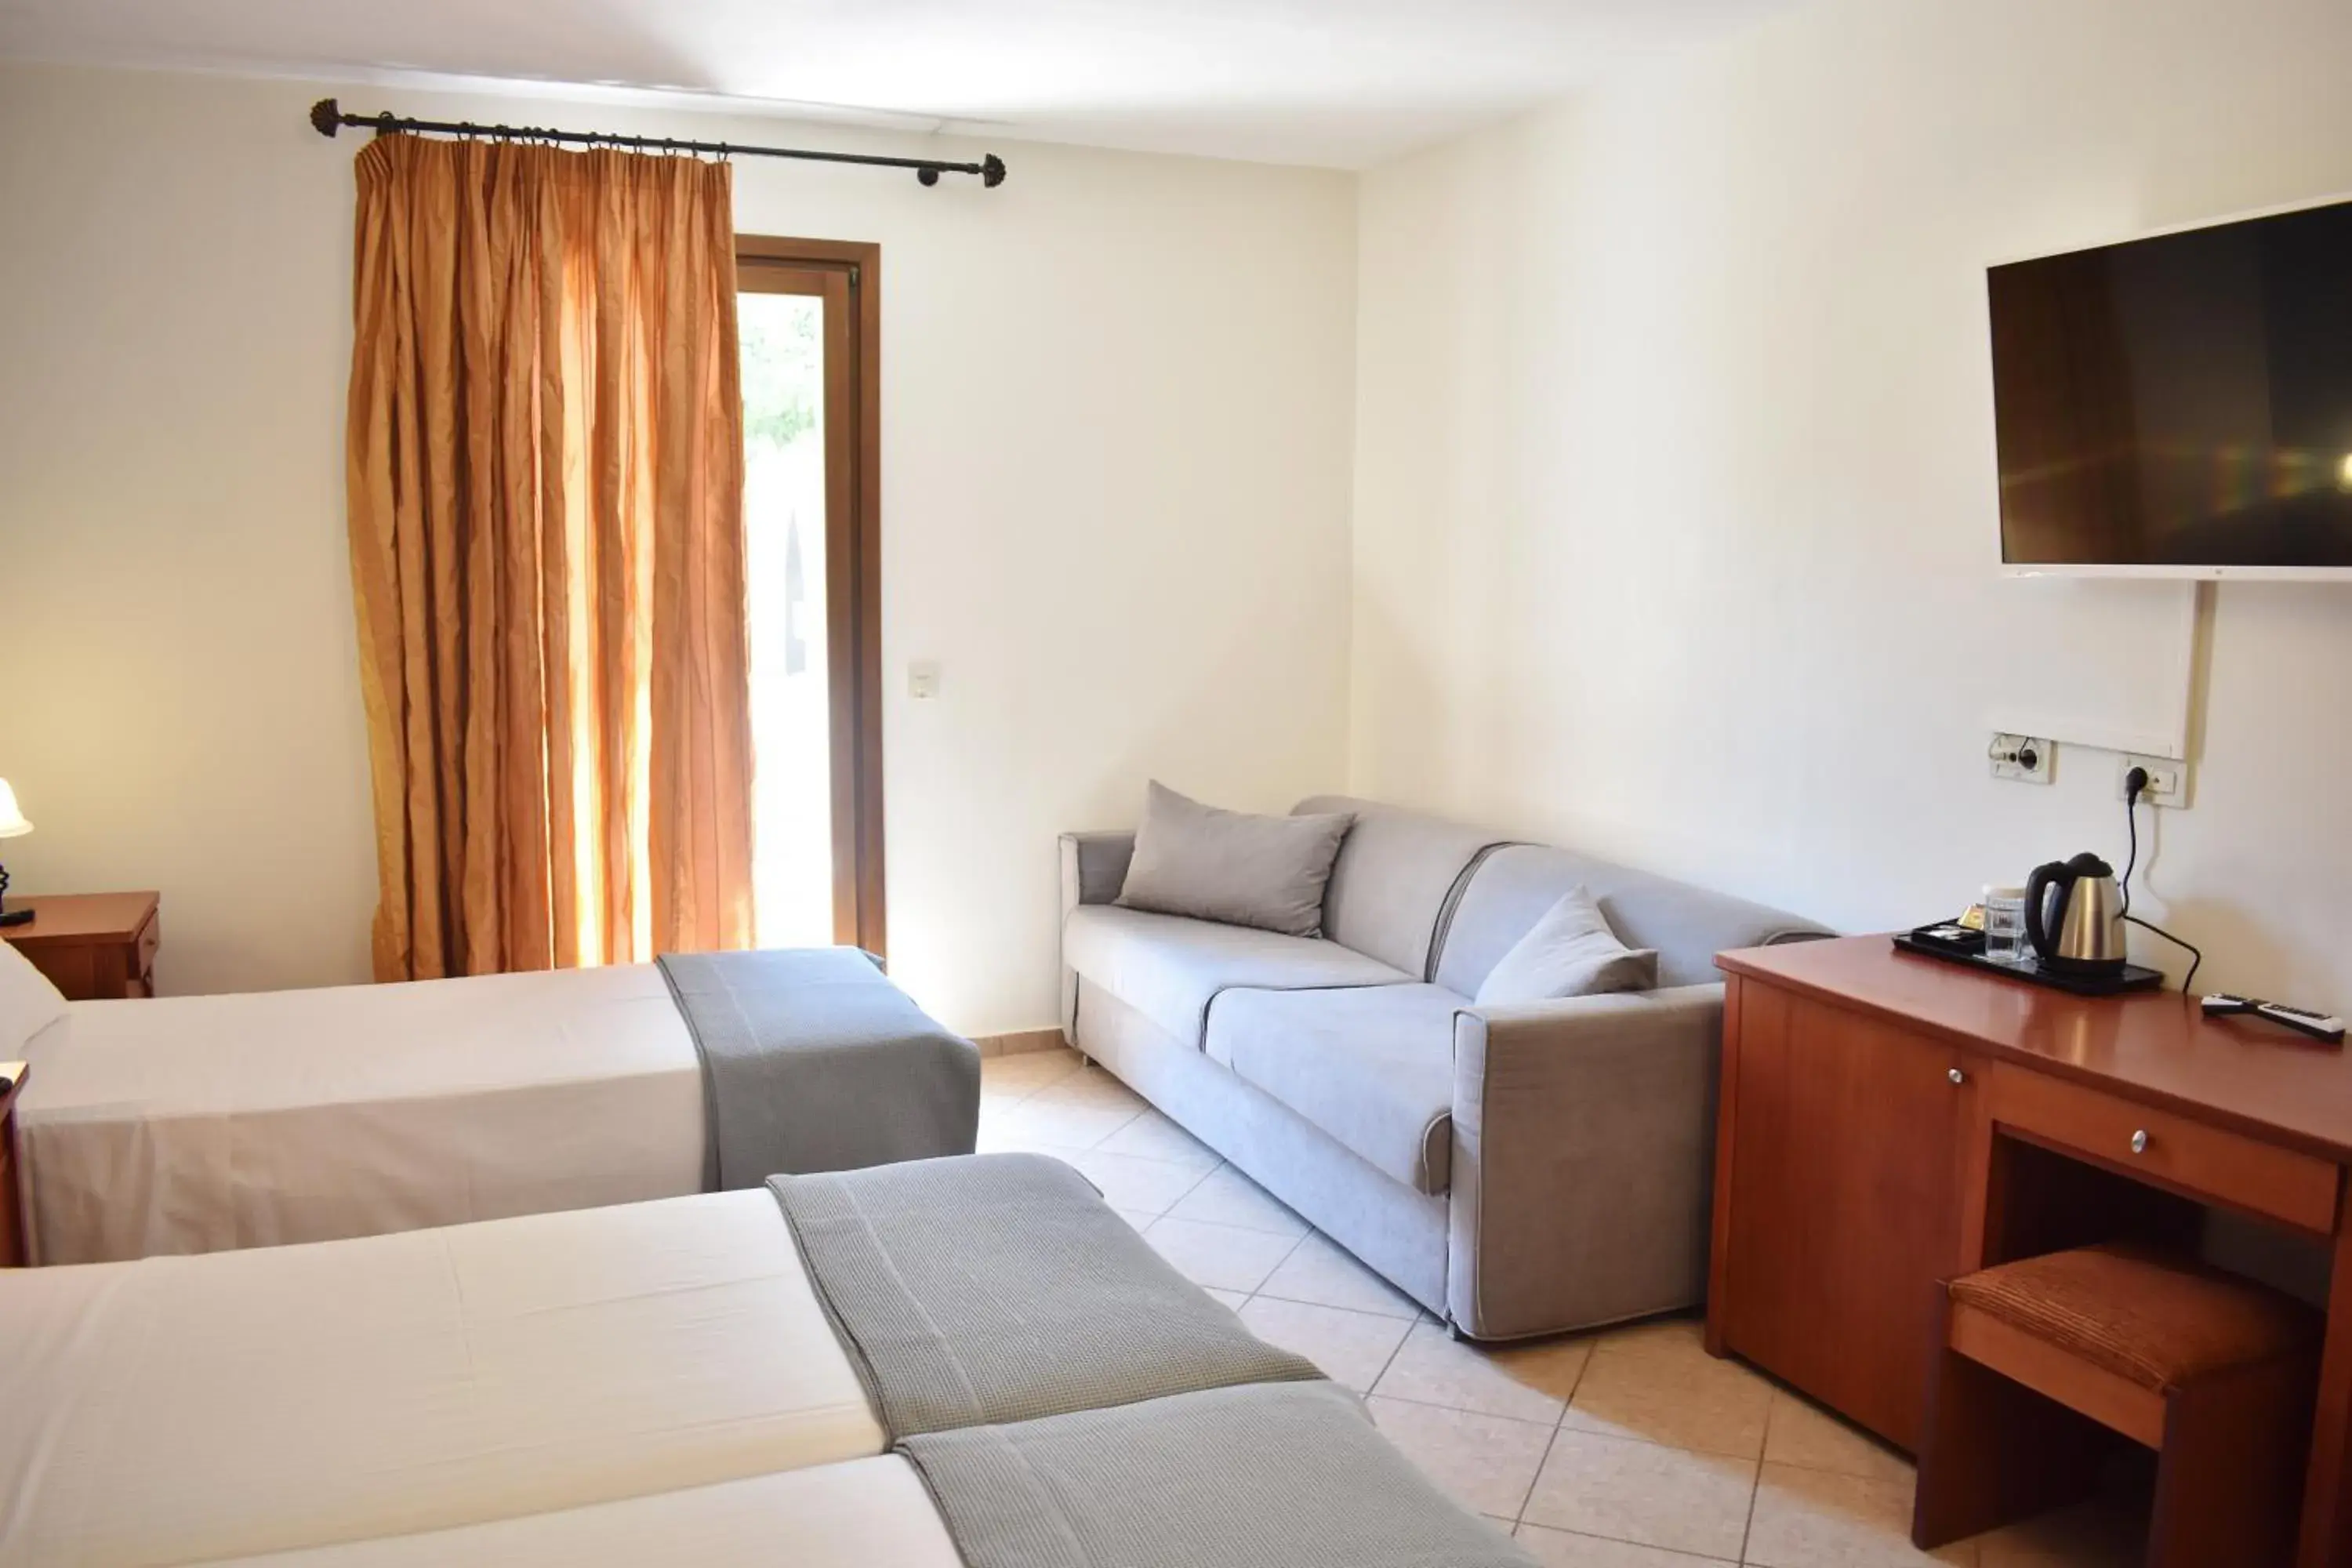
2118, 754, 2190, 808
1989, 733, 2053, 785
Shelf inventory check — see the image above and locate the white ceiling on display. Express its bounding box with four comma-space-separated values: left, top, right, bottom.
0, 0, 1792, 168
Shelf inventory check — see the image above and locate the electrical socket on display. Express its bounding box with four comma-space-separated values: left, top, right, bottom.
1989, 733, 2053, 785
2118, 753, 2190, 808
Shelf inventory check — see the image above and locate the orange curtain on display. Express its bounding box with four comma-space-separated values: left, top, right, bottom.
346, 134, 754, 981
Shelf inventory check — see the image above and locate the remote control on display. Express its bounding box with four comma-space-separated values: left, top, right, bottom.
2201, 993, 2347, 1044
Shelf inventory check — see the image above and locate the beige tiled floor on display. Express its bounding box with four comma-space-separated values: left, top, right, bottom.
978, 1047, 2148, 1568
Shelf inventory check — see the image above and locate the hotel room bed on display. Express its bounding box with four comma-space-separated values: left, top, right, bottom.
0, 1154, 1348, 1568
1, 1188, 880, 1568
19, 964, 701, 1264
201, 1458, 967, 1568
10, 948, 978, 1264
195, 1384, 1540, 1568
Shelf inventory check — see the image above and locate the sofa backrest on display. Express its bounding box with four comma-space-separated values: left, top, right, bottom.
1434, 841, 1831, 993
1292, 796, 1509, 980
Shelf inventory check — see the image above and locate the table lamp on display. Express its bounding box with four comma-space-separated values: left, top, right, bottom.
0, 779, 32, 927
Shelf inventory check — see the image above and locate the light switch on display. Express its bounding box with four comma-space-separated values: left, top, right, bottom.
907, 660, 941, 700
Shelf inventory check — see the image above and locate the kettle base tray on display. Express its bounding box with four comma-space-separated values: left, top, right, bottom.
1893, 931, 2166, 996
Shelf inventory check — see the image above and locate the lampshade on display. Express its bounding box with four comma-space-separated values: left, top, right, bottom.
0, 779, 31, 839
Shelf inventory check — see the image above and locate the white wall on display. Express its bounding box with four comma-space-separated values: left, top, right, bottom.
0, 61, 1358, 1031
1352, 0, 2352, 1005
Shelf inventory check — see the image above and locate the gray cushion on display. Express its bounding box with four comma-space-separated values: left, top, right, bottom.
1435, 843, 1831, 994
1205, 984, 1464, 1194
1475, 887, 1657, 1006
1118, 782, 1353, 939
1293, 796, 1509, 978
1063, 904, 1410, 1050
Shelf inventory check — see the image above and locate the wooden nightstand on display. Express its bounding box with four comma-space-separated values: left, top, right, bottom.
1, 1063, 25, 1267
2, 892, 161, 1000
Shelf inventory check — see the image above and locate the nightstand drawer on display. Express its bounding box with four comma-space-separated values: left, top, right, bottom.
1988, 1063, 2340, 1235
135, 910, 161, 992
0, 1074, 22, 1268
0, 1141, 19, 1268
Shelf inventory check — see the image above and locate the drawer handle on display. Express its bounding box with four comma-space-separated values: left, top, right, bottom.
2130, 1129, 2150, 1155
1947, 1068, 1965, 1085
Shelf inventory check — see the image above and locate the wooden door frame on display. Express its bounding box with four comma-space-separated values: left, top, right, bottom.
735, 236, 885, 958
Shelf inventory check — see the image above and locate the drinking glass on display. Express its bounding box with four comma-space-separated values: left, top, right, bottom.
1983, 887, 2030, 965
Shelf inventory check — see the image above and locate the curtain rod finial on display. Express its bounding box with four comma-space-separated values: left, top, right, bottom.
310, 98, 343, 138
982, 154, 1007, 188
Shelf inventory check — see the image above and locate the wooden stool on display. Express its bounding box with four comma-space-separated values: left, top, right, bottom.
1913, 1242, 2321, 1567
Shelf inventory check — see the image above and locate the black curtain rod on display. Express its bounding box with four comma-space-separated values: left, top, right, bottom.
309, 98, 1006, 187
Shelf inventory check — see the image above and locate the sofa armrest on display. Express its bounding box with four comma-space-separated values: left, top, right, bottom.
1058, 831, 1136, 1042
1059, 830, 1137, 912
1446, 982, 1725, 1340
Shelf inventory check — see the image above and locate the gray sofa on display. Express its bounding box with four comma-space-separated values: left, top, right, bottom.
1058, 796, 1828, 1342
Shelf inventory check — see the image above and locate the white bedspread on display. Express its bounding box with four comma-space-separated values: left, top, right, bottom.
0, 1190, 886, 1568
201, 1458, 962, 1568
16, 963, 704, 1263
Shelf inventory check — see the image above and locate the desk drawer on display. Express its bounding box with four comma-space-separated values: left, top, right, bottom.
1987, 1064, 2340, 1235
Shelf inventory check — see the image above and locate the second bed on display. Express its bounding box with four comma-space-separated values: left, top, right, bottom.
9, 946, 978, 1264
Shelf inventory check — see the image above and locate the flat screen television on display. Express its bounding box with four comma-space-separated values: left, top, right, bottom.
1987, 194, 2352, 579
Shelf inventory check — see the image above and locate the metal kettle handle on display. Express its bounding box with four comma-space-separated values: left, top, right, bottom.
2023, 862, 2068, 962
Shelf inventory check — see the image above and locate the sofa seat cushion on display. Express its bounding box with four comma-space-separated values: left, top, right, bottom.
1062, 905, 1410, 1050
1204, 984, 1464, 1196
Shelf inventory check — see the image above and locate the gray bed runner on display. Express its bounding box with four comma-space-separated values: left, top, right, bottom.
658, 947, 979, 1190
902, 1381, 1537, 1568
767, 1152, 1323, 1436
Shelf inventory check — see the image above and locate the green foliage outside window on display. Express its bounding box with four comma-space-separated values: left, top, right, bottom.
742, 300, 821, 452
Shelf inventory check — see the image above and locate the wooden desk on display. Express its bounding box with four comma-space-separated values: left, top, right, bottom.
2, 891, 160, 999
1708, 936, 2352, 1568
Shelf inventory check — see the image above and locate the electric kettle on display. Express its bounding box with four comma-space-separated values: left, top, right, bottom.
2024, 851, 2125, 977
